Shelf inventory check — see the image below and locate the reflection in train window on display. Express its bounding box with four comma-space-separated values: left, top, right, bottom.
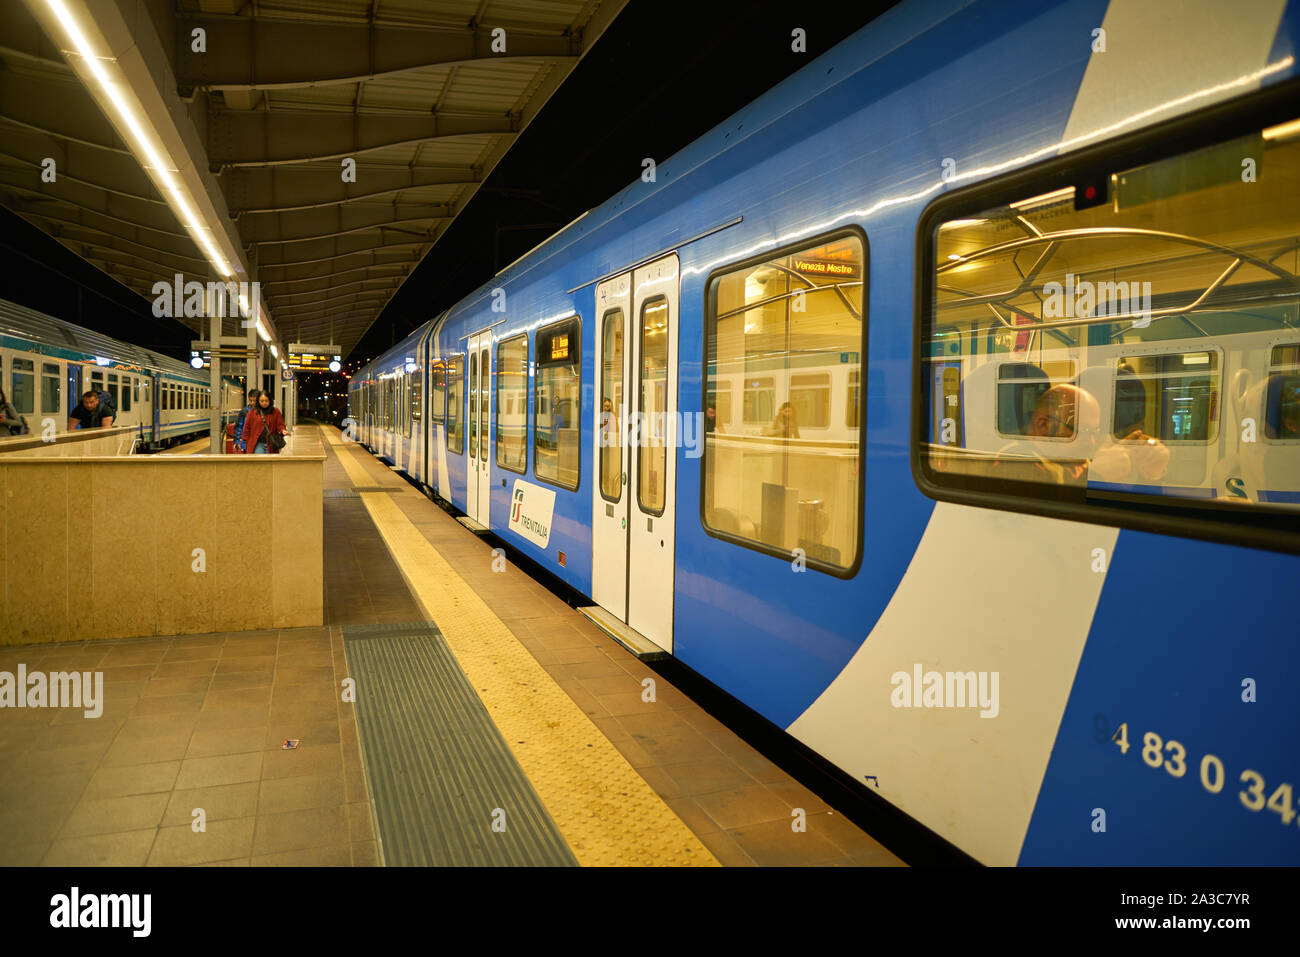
42, 363, 60, 415
845, 369, 859, 429
1266, 344, 1300, 441
121, 374, 131, 412
1114, 352, 1219, 442
536, 317, 581, 491
446, 356, 464, 453
790, 373, 831, 429
599, 310, 623, 502
496, 334, 527, 474
640, 299, 668, 514
12, 358, 34, 414
743, 377, 774, 425
432, 361, 445, 425
997, 361, 1078, 437
713, 380, 732, 428
920, 112, 1300, 516
703, 231, 866, 573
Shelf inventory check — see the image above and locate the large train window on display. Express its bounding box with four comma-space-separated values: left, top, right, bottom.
917, 103, 1300, 548
11, 358, 34, 414
702, 229, 867, 575
446, 355, 464, 454
496, 334, 527, 474
535, 317, 581, 491
120, 374, 131, 412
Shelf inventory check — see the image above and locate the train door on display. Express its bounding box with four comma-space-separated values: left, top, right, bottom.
590, 253, 679, 653
465, 329, 492, 528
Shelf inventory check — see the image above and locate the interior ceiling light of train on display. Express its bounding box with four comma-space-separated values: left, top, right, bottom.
0, 0, 628, 359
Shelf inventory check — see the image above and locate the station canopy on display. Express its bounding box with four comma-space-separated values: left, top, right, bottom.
0, 0, 628, 359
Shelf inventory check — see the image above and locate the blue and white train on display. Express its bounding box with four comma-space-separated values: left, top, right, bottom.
0, 298, 244, 448
350, 0, 1300, 865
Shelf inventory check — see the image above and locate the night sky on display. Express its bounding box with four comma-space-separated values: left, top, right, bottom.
0, 0, 899, 396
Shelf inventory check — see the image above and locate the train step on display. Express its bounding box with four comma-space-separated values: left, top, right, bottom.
577, 606, 670, 661
455, 516, 490, 534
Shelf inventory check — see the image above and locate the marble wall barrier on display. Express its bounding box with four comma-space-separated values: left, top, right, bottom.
0, 432, 324, 644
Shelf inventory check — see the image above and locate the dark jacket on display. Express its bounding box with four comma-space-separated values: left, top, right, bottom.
233, 404, 254, 450
241, 406, 286, 453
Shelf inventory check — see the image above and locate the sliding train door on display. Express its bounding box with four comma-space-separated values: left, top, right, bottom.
591, 254, 679, 653
465, 329, 492, 528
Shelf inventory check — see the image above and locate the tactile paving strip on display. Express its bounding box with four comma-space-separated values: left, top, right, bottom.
344, 621, 578, 867
357, 490, 719, 866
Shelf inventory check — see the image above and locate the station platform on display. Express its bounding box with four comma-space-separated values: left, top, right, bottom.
0, 425, 902, 867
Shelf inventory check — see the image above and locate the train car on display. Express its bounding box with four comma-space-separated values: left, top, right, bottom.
0, 297, 245, 449
351, 0, 1300, 865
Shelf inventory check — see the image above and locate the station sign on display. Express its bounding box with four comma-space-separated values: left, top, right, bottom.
287, 343, 342, 373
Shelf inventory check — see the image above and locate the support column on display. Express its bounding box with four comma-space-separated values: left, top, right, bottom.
209, 302, 221, 453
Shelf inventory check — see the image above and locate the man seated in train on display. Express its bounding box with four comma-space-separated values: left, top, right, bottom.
995, 383, 1169, 486
68, 390, 115, 430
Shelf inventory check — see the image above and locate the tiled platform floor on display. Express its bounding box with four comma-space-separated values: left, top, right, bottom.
0, 627, 374, 866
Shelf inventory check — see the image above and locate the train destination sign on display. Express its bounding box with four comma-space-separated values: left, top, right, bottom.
791, 257, 860, 278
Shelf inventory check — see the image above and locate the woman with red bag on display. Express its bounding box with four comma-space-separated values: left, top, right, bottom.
241, 391, 286, 454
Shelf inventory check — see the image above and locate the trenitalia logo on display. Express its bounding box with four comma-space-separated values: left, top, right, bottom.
508, 479, 556, 549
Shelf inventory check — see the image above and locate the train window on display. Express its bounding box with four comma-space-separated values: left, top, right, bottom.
702, 230, 866, 573
109, 374, 120, 410
790, 373, 831, 429
411, 367, 422, 430
446, 355, 464, 453
997, 361, 1078, 437
1114, 352, 1219, 442
845, 369, 860, 429
41, 363, 60, 415
535, 317, 580, 491
121, 375, 131, 412
1265, 344, 1300, 442
432, 360, 446, 425
639, 299, 668, 514
496, 334, 528, 474
918, 106, 1300, 542
90, 370, 104, 397
713, 380, 732, 428
600, 309, 623, 502
742, 377, 774, 425
12, 358, 34, 414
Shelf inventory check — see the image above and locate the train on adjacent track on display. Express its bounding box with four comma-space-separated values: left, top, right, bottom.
0, 298, 244, 448
349, 0, 1300, 865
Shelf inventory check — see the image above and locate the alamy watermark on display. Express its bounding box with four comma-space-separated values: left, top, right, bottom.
0, 666, 103, 718
598, 409, 705, 458
1042, 273, 1153, 327
890, 664, 999, 718
151, 273, 260, 325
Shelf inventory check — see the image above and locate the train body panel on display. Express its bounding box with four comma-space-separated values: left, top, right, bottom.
350, 0, 1300, 864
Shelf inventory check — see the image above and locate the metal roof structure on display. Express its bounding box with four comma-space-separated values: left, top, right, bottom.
0, 0, 628, 358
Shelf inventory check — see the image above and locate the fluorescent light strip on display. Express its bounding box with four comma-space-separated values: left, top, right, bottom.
45, 0, 233, 277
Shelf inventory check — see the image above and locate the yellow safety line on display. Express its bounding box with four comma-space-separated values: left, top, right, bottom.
358, 490, 719, 867
322, 427, 378, 487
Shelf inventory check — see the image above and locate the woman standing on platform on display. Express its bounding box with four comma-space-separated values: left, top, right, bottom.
241, 391, 286, 454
